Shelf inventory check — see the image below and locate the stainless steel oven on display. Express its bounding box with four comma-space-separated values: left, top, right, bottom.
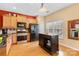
17, 22, 27, 41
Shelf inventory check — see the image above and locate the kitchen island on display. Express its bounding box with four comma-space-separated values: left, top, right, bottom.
39, 33, 59, 55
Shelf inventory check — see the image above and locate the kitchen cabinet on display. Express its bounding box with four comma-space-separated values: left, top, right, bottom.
28, 18, 37, 24
0, 16, 3, 29
39, 34, 59, 55
27, 33, 30, 42
23, 16, 27, 22
17, 15, 26, 22
12, 34, 17, 44
27, 18, 37, 28
6, 35, 12, 55
17, 15, 27, 29
10, 16, 17, 28
3, 15, 11, 28
0, 14, 17, 29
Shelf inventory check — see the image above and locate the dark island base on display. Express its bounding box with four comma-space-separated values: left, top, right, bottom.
39, 34, 59, 55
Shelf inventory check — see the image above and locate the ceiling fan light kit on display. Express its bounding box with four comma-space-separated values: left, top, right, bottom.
38, 3, 49, 13
39, 7, 48, 13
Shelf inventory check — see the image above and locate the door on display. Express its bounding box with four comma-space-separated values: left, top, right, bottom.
17, 15, 26, 22
6, 35, 12, 55
12, 34, 17, 44
3, 15, 11, 28
0, 16, 3, 29
10, 16, 17, 28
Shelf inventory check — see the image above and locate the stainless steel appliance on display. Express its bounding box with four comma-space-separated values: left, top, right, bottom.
17, 22, 27, 41
29, 24, 38, 42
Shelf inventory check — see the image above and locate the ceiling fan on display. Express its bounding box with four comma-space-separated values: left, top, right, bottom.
35, 3, 49, 16
38, 3, 49, 13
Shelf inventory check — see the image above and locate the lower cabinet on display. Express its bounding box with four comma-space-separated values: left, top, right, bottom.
0, 47, 6, 56
6, 33, 17, 55
12, 34, 17, 44
6, 35, 12, 55
39, 34, 59, 55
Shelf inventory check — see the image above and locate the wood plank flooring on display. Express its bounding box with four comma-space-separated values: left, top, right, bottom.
59, 45, 79, 56
1, 41, 79, 56
0, 47, 6, 56
8, 41, 50, 56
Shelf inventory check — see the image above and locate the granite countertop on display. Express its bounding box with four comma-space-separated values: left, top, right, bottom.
39, 33, 58, 36
0, 33, 17, 48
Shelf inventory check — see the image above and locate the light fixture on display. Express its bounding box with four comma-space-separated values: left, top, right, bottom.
13, 14, 16, 16
8, 13, 11, 16
39, 3, 49, 13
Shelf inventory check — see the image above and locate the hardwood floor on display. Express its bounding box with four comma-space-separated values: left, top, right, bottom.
2, 41, 79, 56
0, 47, 6, 56
59, 39, 79, 56
8, 41, 50, 56
59, 45, 79, 56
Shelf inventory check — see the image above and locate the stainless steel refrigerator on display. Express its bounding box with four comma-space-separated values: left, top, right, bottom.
29, 24, 38, 42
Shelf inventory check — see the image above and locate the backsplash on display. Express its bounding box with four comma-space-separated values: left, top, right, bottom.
0, 30, 2, 35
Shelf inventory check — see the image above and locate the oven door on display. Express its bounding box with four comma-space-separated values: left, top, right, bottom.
17, 33, 27, 41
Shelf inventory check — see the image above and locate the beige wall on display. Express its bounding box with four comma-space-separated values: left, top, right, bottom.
37, 16, 46, 33
45, 4, 79, 40
45, 4, 79, 38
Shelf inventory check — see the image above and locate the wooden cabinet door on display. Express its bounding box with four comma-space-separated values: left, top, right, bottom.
0, 16, 3, 29
17, 15, 23, 22
3, 15, 11, 28
10, 16, 17, 28
6, 35, 12, 55
28, 18, 37, 24
17, 15, 26, 22
12, 34, 17, 44
22, 16, 26, 22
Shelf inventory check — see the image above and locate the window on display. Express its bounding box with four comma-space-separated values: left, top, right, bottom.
46, 20, 65, 39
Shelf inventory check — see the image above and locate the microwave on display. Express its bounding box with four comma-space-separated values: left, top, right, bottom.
17, 22, 26, 29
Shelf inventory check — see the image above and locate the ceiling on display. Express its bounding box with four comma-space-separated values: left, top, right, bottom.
0, 3, 73, 16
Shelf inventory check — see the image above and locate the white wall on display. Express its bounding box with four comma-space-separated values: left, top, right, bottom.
37, 16, 45, 33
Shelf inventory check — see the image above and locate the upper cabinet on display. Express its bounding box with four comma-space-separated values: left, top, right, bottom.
10, 16, 17, 28
3, 14, 11, 28
17, 15, 26, 22
0, 10, 37, 29
26, 17, 37, 28
0, 16, 3, 29
27, 17, 37, 24
0, 14, 17, 29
